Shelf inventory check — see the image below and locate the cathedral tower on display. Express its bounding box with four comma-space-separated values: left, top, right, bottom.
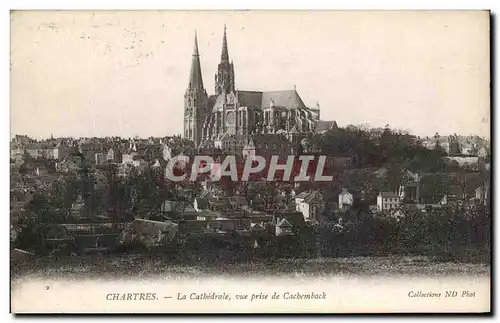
184, 31, 208, 147
215, 25, 235, 95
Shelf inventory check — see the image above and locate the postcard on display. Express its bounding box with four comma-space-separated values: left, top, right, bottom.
10, 10, 491, 314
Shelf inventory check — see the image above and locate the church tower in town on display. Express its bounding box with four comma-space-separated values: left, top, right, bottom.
183, 26, 323, 152
214, 25, 235, 95
184, 31, 208, 147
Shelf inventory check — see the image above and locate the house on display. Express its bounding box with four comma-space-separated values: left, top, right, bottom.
24, 143, 58, 159
194, 197, 210, 212
229, 197, 249, 209
274, 210, 307, 229
132, 156, 147, 169
79, 141, 105, 163
275, 218, 294, 236
178, 220, 209, 236
71, 195, 85, 218
52, 142, 71, 161
295, 190, 324, 221
377, 192, 400, 212
461, 144, 474, 156
478, 147, 489, 159
294, 191, 308, 204
95, 152, 107, 165
217, 217, 251, 232
209, 196, 249, 212
177, 217, 251, 236
398, 183, 419, 204
56, 155, 81, 174
119, 219, 178, 248
121, 153, 135, 165
161, 200, 198, 219
214, 133, 247, 154
475, 184, 489, 207
250, 222, 266, 232
338, 189, 354, 210
313, 120, 338, 134
242, 134, 292, 160
106, 148, 115, 161
106, 147, 121, 163
179, 205, 199, 220
10, 147, 24, 164
246, 209, 275, 226
162, 143, 172, 161
440, 194, 459, 206
195, 209, 220, 221
242, 137, 256, 159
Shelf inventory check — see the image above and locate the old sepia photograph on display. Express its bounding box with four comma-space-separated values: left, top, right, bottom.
10, 10, 491, 313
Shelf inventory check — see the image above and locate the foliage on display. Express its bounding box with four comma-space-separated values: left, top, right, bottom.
320, 205, 490, 261
320, 125, 449, 172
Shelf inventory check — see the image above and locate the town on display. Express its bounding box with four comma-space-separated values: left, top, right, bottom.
10, 26, 491, 265
10, 126, 491, 263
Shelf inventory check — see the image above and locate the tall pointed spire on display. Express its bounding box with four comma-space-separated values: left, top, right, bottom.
215, 25, 235, 94
193, 30, 199, 56
188, 30, 204, 90
221, 24, 229, 62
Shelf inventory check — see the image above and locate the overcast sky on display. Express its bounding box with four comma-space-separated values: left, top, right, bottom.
10, 10, 490, 139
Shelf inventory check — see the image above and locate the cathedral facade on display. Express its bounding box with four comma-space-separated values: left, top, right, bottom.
183, 27, 324, 151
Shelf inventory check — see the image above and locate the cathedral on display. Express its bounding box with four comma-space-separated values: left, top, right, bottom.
183, 26, 329, 152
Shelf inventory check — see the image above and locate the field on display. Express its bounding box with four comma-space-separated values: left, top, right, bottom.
11, 254, 490, 282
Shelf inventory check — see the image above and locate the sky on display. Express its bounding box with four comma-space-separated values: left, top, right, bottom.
10, 10, 490, 139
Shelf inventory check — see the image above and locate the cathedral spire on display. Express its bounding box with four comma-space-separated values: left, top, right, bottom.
188, 30, 204, 90
215, 25, 235, 94
193, 30, 199, 56
221, 24, 229, 62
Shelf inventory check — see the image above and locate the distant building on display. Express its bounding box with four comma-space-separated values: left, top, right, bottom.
440, 194, 459, 206
294, 190, 324, 221
121, 153, 135, 165
313, 120, 338, 134
79, 141, 105, 163
162, 144, 172, 161
377, 192, 400, 212
478, 147, 489, 159
10, 147, 24, 164
95, 152, 107, 165
444, 156, 479, 170
182, 27, 330, 150
56, 155, 81, 174
275, 218, 294, 236
475, 184, 489, 207
398, 183, 419, 204
338, 189, 354, 211
119, 219, 178, 248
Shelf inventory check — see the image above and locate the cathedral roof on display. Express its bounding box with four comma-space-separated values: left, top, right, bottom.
261, 90, 306, 109
235, 89, 307, 110
237, 91, 263, 108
